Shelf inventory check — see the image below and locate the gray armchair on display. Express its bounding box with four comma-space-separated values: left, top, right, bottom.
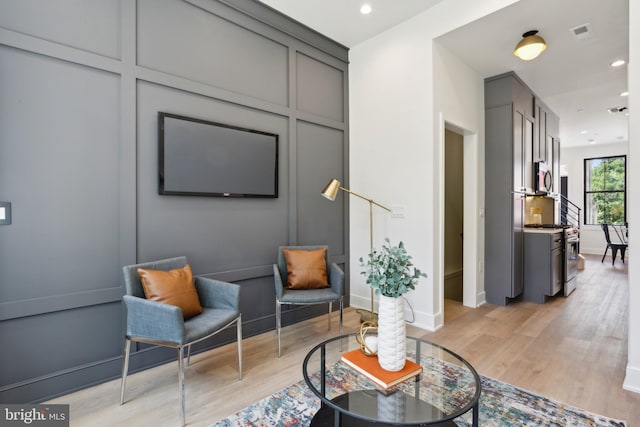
120, 256, 242, 426
273, 245, 344, 357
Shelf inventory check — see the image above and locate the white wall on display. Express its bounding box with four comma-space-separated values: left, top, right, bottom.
433, 43, 486, 309
623, 0, 640, 394
348, 0, 640, 394
348, 0, 517, 330
561, 142, 628, 254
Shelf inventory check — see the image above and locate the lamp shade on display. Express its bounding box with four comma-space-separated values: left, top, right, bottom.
514, 30, 547, 61
321, 179, 341, 201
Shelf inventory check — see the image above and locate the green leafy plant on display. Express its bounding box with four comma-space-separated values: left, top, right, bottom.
359, 238, 427, 298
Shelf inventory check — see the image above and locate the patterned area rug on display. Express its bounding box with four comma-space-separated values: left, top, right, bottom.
212, 356, 626, 427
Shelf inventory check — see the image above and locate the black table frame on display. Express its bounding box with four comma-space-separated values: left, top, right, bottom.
302, 334, 481, 427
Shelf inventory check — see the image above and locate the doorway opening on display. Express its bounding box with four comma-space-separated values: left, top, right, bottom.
444, 129, 464, 303
438, 120, 481, 327
443, 128, 466, 323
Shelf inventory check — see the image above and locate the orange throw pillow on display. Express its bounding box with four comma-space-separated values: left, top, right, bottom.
283, 248, 329, 289
138, 264, 203, 319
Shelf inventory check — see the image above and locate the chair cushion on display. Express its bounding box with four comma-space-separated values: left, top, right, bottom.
138, 264, 203, 319
183, 307, 238, 344
283, 248, 329, 289
280, 287, 341, 304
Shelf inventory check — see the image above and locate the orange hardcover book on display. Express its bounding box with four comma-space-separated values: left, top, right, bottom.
340, 349, 423, 390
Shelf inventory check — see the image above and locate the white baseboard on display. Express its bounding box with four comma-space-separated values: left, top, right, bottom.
350, 294, 440, 332
412, 310, 442, 332
475, 291, 487, 307
444, 269, 463, 280
349, 294, 373, 314
623, 364, 640, 394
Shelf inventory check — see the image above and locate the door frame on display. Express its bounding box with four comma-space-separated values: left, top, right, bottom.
436, 114, 483, 328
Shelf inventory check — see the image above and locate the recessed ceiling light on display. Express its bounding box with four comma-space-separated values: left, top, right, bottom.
620, 91, 629, 97
360, 4, 372, 14
577, 108, 585, 112
611, 59, 626, 67
580, 130, 588, 134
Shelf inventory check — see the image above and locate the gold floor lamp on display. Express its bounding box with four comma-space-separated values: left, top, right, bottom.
321, 178, 391, 324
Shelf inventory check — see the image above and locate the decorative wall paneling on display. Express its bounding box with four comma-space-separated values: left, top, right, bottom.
0, 0, 349, 403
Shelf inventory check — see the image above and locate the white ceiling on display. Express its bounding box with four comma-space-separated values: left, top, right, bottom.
258, 0, 446, 47
259, 0, 629, 148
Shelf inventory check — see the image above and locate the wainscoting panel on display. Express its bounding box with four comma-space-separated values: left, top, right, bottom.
137, 0, 288, 106
0, 303, 122, 387
296, 121, 346, 253
296, 53, 345, 122
136, 81, 290, 272
0, 0, 121, 59
0, 45, 121, 301
0, 0, 348, 403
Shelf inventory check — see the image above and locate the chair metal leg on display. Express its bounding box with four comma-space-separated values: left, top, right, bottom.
186, 345, 191, 367
120, 338, 131, 405
276, 301, 282, 357
178, 346, 185, 427
612, 247, 618, 265
602, 246, 609, 263
339, 297, 343, 336
237, 314, 243, 380
328, 301, 333, 331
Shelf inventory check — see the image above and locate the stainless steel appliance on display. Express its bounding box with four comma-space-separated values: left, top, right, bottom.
534, 161, 553, 194
564, 227, 579, 296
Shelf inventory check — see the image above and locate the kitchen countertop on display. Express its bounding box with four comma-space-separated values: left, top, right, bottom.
523, 228, 564, 234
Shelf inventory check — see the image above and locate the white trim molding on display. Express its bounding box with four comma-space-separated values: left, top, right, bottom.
623, 364, 640, 394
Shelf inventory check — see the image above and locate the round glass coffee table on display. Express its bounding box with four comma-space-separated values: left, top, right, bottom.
302, 334, 481, 426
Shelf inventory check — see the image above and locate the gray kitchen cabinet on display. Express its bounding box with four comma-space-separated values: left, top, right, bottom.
547, 107, 560, 138
523, 231, 564, 303
484, 72, 534, 305
534, 98, 559, 184
485, 72, 563, 306
548, 112, 560, 193
534, 99, 547, 162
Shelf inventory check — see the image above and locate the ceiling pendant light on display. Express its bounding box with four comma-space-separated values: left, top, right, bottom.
514, 30, 547, 61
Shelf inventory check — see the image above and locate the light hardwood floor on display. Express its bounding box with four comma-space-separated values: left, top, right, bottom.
48, 254, 640, 426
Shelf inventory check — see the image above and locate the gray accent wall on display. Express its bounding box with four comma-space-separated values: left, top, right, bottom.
0, 0, 349, 403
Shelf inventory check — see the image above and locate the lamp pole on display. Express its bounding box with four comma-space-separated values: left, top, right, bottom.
324, 182, 391, 324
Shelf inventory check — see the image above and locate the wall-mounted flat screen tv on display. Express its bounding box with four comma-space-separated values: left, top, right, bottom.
158, 112, 278, 198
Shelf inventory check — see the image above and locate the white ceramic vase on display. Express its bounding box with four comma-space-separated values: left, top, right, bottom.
377, 295, 406, 371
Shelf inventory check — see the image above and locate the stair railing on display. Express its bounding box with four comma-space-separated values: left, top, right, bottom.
559, 194, 581, 229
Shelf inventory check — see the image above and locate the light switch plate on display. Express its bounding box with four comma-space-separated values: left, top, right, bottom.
391, 205, 405, 218
0, 202, 11, 225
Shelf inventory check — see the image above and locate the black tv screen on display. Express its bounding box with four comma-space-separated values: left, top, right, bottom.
158, 112, 278, 198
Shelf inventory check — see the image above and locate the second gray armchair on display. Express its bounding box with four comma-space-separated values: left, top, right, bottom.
273, 245, 344, 357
